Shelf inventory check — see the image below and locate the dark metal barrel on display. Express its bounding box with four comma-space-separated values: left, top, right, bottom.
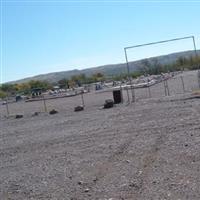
113, 90, 122, 104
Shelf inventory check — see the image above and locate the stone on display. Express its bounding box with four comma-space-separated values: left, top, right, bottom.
32, 112, 39, 117
49, 109, 58, 115
74, 105, 84, 112
93, 177, 98, 182
104, 99, 114, 109
84, 188, 89, 192
78, 181, 83, 185
15, 114, 23, 119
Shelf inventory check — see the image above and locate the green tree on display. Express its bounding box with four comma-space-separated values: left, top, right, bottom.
28, 80, 51, 90
91, 72, 105, 82
58, 78, 69, 89
0, 90, 6, 99
15, 83, 31, 94
0, 84, 16, 95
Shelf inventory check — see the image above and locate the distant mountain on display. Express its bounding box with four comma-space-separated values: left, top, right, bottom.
9, 50, 200, 84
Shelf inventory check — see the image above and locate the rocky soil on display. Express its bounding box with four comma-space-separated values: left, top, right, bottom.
1, 70, 200, 199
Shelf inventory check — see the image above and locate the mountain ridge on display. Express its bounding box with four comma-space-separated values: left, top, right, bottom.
8, 50, 200, 84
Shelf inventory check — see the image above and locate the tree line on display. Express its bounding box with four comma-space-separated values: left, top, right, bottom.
0, 73, 105, 98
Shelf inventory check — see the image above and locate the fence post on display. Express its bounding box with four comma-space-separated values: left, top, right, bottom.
163, 80, 167, 96
120, 84, 123, 104
126, 86, 130, 104
5, 95, 10, 117
180, 76, 185, 93
163, 80, 170, 96
43, 95, 47, 112
147, 86, 151, 98
81, 90, 85, 107
131, 86, 135, 103
166, 80, 170, 96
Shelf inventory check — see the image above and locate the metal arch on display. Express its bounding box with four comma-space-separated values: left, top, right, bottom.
124, 36, 198, 102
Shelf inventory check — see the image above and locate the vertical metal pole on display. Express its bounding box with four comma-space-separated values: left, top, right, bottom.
180, 76, 185, 93
163, 80, 170, 96
130, 84, 135, 102
124, 48, 135, 103
192, 36, 200, 89
120, 84, 123, 103
148, 86, 151, 98
124, 48, 130, 80
43, 95, 47, 112
126, 86, 130, 104
163, 80, 167, 96
6, 95, 9, 116
166, 80, 170, 96
192, 36, 198, 57
81, 90, 85, 107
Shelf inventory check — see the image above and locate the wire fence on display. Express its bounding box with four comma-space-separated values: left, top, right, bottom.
0, 70, 200, 119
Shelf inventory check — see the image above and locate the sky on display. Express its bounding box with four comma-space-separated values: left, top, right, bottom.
1, 0, 200, 83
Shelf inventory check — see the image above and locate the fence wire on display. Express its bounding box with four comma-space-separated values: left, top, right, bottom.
1, 70, 200, 119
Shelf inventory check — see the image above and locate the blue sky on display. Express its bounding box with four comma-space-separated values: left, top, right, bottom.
1, 0, 200, 83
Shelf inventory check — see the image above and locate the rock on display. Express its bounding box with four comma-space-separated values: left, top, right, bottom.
138, 170, 143, 175
15, 114, 23, 119
78, 181, 83, 185
74, 105, 84, 112
129, 182, 140, 190
152, 181, 157, 184
84, 188, 89, 192
32, 112, 39, 117
93, 177, 98, 182
49, 109, 58, 115
104, 99, 114, 109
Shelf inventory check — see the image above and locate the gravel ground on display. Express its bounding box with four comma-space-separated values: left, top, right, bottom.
1, 70, 200, 200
